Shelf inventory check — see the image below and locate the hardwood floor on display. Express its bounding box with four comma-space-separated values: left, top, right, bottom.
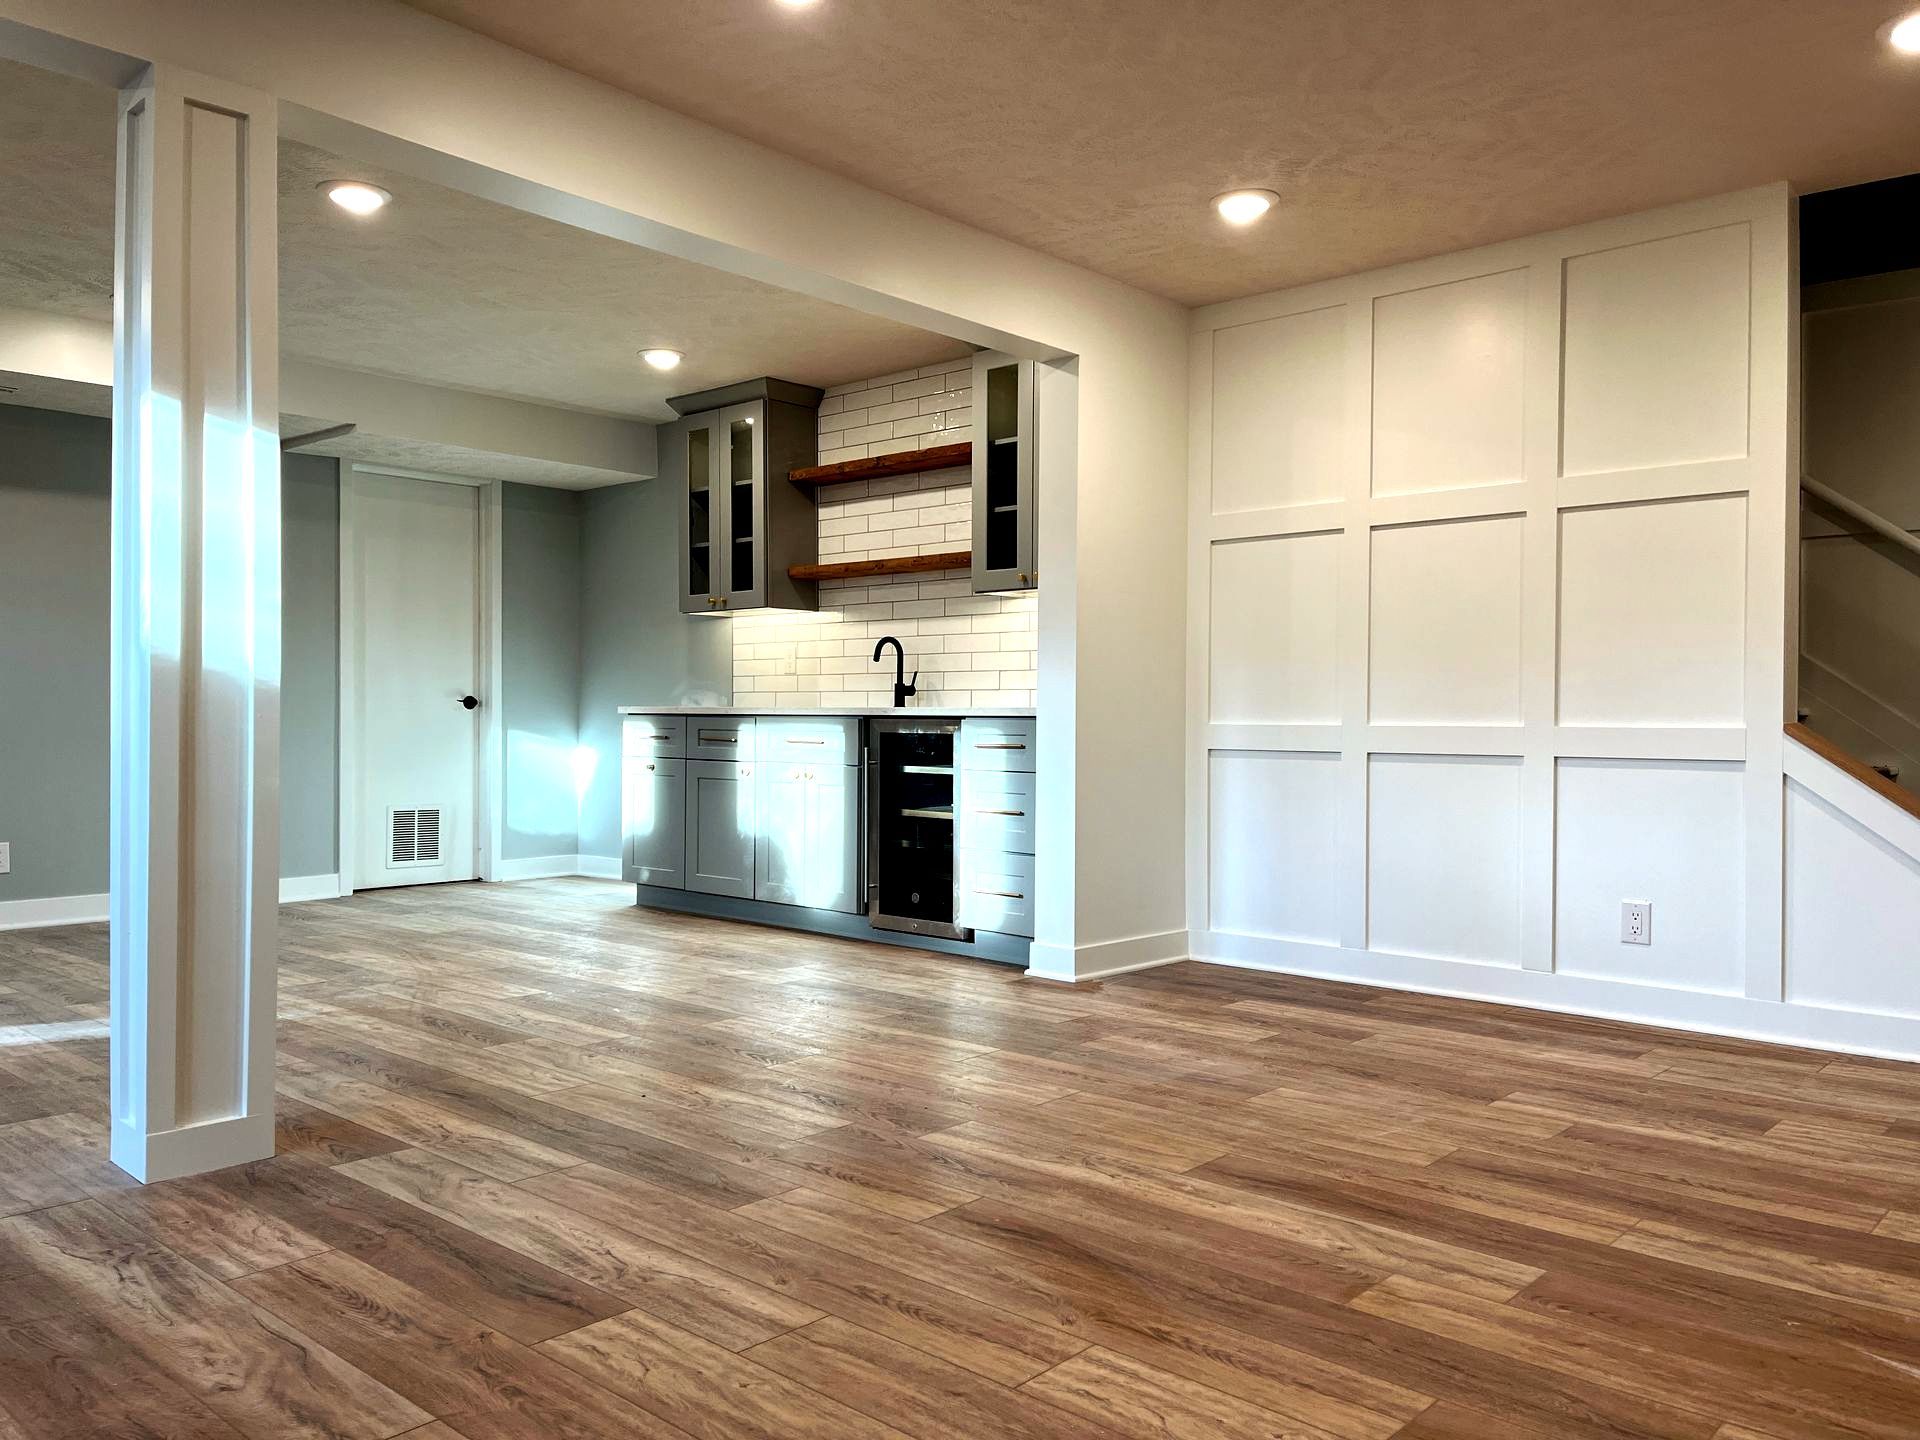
2, 878, 1919, 1438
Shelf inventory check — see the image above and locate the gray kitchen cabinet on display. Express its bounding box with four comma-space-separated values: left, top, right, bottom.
666, 409, 723, 615
957, 714, 1036, 937
669, 378, 822, 614
754, 760, 861, 913
971, 351, 1037, 594
685, 758, 758, 898
622, 756, 687, 888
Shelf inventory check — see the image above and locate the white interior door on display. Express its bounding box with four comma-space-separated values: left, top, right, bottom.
351, 472, 481, 890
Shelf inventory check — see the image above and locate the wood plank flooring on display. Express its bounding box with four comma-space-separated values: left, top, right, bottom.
2, 877, 1919, 1438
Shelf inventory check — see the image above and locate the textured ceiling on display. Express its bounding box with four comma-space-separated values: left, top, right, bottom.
402, 0, 1920, 306
0, 59, 966, 422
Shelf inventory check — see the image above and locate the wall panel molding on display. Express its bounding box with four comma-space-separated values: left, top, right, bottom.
1188, 184, 1799, 1039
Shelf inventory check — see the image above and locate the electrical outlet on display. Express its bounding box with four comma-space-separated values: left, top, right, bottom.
0, 842, 10, 875
1621, 899, 1651, 946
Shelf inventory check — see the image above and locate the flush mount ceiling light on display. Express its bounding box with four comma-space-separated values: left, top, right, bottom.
775, 0, 822, 8
1213, 189, 1279, 226
320, 180, 391, 216
1891, 11, 1920, 52
640, 347, 684, 371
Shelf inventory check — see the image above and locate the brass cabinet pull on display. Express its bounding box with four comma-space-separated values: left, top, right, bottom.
699, 733, 738, 744
785, 738, 827, 745
976, 742, 1027, 750
975, 808, 1026, 817
975, 888, 1026, 900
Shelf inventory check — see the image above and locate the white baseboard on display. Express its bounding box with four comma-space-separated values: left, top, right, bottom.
0, 892, 109, 931
1026, 928, 1188, 983
1195, 928, 1920, 1065
111, 1110, 275, 1184
495, 853, 624, 883
3, 877, 343, 930
279, 874, 345, 904
496, 854, 586, 882
576, 853, 622, 880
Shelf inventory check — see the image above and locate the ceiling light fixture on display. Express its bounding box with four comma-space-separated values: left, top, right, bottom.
321, 180, 391, 216
1213, 189, 1279, 226
775, 0, 822, 8
641, 348, 684, 371
1891, 11, 1920, 52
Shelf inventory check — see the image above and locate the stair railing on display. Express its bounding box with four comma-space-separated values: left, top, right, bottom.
1801, 475, 1920, 560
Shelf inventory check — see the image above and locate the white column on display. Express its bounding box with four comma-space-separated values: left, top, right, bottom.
110, 62, 280, 1183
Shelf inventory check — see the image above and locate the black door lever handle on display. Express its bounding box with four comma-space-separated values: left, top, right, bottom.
461, 694, 480, 710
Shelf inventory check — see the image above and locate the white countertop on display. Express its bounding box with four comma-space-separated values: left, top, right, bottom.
618, 705, 1035, 718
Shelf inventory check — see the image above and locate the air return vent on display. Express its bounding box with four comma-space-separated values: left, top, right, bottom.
387, 807, 443, 868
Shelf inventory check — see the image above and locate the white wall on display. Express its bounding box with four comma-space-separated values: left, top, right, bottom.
0, 0, 1190, 973
731, 359, 1038, 711
1182, 186, 1920, 1058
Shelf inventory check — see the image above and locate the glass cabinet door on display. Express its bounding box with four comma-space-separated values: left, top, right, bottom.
971, 352, 1036, 593
675, 411, 723, 613
719, 401, 765, 609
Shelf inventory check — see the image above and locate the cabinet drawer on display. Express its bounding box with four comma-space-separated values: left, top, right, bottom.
756, 716, 858, 765
960, 716, 1036, 772
959, 771, 1036, 855
623, 715, 685, 758
688, 716, 754, 762
958, 849, 1036, 937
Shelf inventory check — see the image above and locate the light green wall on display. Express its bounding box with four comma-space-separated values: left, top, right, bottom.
0, 406, 340, 901
500, 483, 584, 861
0, 405, 716, 902
0, 406, 111, 903
577, 478, 731, 861
280, 454, 341, 878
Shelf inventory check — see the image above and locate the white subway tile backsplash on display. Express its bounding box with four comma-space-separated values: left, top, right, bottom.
867, 398, 921, 425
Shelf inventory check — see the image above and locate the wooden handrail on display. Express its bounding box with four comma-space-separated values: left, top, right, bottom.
1785, 722, 1920, 824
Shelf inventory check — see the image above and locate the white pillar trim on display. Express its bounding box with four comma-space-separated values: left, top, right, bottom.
110, 60, 280, 1183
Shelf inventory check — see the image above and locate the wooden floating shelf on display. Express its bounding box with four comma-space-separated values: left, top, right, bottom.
788, 550, 972, 583
788, 441, 971, 488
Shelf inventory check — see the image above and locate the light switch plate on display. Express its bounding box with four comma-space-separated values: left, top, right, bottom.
0, 842, 10, 874
1621, 899, 1651, 946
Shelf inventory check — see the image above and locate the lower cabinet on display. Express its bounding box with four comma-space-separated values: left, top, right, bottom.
685, 759, 757, 898
956, 715, 1037, 937
622, 757, 687, 889
621, 712, 1031, 948
754, 762, 861, 913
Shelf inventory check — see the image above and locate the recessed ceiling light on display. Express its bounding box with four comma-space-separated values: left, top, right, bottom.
775, 0, 821, 8
1213, 189, 1279, 226
641, 348, 684, 371
320, 180, 391, 217
1891, 11, 1920, 52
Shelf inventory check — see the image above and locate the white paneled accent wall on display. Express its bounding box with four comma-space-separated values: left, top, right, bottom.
1181, 186, 1920, 1057
730, 360, 1038, 709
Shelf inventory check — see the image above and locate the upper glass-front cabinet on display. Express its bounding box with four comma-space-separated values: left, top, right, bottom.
971, 351, 1037, 593
669, 379, 823, 615
722, 403, 763, 609
674, 412, 721, 611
